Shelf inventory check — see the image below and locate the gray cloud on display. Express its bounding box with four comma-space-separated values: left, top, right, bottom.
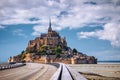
0, 0, 119, 25
0, 0, 120, 47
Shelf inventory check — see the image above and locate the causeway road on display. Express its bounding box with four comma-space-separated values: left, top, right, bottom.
0, 63, 57, 80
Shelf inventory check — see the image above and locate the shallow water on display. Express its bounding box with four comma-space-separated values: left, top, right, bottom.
98, 61, 120, 64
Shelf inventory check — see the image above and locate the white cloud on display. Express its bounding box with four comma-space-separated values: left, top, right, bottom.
0, 0, 120, 47
32, 25, 48, 36
78, 23, 120, 47
0, 0, 119, 26
32, 23, 65, 36
0, 25, 5, 29
13, 29, 27, 38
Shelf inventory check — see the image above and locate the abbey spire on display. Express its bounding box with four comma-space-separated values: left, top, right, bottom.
11, 18, 97, 64
48, 18, 52, 32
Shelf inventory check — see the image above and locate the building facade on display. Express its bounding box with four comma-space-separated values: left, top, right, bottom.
10, 19, 97, 64
26, 20, 67, 53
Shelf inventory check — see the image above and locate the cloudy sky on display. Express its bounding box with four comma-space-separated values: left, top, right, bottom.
0, 0, 120, 62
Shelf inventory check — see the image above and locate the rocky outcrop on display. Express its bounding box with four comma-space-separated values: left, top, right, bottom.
11, 20, 97, 64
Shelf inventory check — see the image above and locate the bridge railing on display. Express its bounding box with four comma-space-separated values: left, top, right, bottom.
66, 65, 87, 80
50, 63, 62, 80
0, 63, 26, 70
50, 63, 87, 80
61, 63, 73, 80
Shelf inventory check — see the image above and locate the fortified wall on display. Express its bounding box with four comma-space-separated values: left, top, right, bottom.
9, 19, 97, 64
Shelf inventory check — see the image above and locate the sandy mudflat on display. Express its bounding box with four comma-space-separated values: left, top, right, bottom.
68, 64, 120, 80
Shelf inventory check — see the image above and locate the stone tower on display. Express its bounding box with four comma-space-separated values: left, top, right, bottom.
26, 19, 68, 53
48, 19, 52, 32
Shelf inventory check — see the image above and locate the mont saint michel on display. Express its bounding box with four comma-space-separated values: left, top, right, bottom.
1, 0, 120, 80
8, 20, 97, 64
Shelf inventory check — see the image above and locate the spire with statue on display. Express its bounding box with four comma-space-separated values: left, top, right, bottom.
11, 19, 97, 64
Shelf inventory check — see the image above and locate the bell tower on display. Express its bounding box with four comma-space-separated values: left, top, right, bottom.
48, 18, 52, 32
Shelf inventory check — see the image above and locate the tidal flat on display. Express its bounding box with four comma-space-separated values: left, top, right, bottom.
68, 64, 120, 80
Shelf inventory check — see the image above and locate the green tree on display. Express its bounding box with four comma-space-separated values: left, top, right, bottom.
21, 53, 26, 60
26, 49, 30, 53
55, 47, 62, 58
73, 48, 77, 55
21, 50, 25, 54
40, 45, 48, 55
41, 51, 46, 55
26, 47, 35, 53
36, 47, 41, 55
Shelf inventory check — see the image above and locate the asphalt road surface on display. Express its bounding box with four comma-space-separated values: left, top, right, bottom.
0, 63, 57, 80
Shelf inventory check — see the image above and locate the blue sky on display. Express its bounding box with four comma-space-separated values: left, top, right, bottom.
0, 0, 120, 62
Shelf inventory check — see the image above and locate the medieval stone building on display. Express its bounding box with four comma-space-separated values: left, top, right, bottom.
10, 19, 97, 64
26, 20, 67, 53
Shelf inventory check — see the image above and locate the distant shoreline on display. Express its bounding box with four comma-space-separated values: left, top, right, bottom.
98, 61, 120, 64
98, 60, 120, 62
0, 62, 8, 65
1, 61, 120, 64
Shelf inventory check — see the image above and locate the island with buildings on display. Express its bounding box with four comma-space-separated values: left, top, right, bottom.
8, 20, 97, 64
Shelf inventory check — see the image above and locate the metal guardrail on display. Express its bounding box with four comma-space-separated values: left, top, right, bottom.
0, 63, 26, 70
50, 63, 87, 80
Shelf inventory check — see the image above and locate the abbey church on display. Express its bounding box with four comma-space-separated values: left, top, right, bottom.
26, 20, 67, 53
9, 20, 97, 64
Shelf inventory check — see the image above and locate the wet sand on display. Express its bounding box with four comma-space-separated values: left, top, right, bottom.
68, 64, 120, 80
